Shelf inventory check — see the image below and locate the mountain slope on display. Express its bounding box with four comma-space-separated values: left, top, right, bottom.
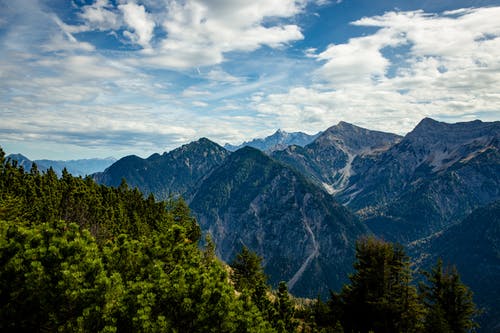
94, 138, 230, 200
338, 118, 500, 242
224, 129, 320, 152
410, 200, 500, 332
273, 121, 401, 194
189, 146, 368, 297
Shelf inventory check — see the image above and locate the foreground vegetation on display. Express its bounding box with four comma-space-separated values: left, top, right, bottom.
0, 148, 479, 332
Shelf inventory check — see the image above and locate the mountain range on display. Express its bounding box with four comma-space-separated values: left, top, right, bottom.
224, 129, 320, 152
272, 121, 402, 194
92, 117, 499, 330
6, 154, 116, 177
93, 138, 230, 201
337, 118, 500, 243
93, 139, 368, 295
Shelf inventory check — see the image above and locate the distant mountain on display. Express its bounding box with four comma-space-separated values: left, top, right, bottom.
6, 154, 33, 170
190, 146, 368, 297
409, 200, 500, 332
7, 154, 116, 176
337, 118, 500, 243
273, 121, 401, 194
224, 129, 320, 152
93, 138, 230, 200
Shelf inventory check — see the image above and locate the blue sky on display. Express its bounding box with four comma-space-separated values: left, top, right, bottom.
1, 0, 500, 159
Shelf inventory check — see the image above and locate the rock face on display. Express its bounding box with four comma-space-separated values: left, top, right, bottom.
337, 118, 500, 243
7, 154, 116, 176
273, 121, 401, 194
189, 147, 368, 297
224, 129, 320, 153
93, 138, 230, 200
409, 200, 500, 332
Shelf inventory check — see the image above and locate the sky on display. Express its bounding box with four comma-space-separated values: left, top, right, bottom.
1, 0, 500, 160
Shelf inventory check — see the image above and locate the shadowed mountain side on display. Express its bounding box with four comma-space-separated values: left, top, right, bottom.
189, 146, 369, 297
409, 200, 500, 332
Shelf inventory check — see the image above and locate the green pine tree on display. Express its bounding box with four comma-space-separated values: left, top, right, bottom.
339, 237, 423, 333
420, 259, 480, 333
274, 281, 297, 332
231, 246, 268, 293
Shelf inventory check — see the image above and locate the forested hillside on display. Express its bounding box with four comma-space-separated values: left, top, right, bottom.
0, 148, 277, 332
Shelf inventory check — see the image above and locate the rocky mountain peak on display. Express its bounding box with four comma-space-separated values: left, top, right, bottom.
166, 138, 229, 162
314, 121, 402, 155
170, 137, 223, 153
397, 118, 499, 171
275, 128, 286, 135
224, 129, 320, 153
406, 118, 498, 143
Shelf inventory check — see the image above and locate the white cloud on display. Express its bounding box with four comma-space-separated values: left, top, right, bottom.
205, 69, 242, 83
315, 27, 405, 86
192, 101, 209, 107
79, 0, 121, 31
119, 2, 155, 49
182, 88, 211, 98
255, 7, 500, 134
55, 0, 309, 68
138, 0, 306, 68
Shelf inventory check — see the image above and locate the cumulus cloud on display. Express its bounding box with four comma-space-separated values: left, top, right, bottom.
256, 7, 500, 134
315, 27, 405, 85
119, 2, 155, 49
137, 0, 306, 68
79, 0, 121, 31
49, 0, 311, 68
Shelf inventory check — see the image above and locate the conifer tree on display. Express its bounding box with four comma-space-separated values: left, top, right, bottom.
420, 259, 479, 333
274, 281, 297, 333
230, 246, 276, 325
231, 246, 267, 293
339, 237, 423, 333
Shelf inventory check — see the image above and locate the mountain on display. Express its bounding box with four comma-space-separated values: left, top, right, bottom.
6, 154, 33, 170
35, 157, 117, 176
93, 138, 230, 200
91, 118, 499, 300
272, 121, 402, 194
224, 129, 320, 152
409, 200, 500, 332
189, 146, 369, 297
7, 154, 116, 176
337, 118, 500, 243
